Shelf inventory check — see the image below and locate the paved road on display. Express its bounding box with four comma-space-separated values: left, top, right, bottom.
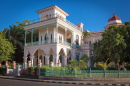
0, 78, 111, 86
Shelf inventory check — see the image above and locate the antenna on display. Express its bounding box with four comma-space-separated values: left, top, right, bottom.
113, 8, 115, 15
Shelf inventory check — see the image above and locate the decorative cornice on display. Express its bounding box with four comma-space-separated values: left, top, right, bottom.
36, 5, 69, 16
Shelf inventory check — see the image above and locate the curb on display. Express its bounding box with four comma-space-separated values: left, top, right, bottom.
0, 76, 129, 86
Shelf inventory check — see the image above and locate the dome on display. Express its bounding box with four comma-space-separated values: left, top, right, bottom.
107, 14, 122, 25
104, 14, 124, 29
108, 14, 121, 22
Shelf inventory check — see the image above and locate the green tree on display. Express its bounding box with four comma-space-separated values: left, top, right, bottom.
94, 25, 127, 64
0, 31, 15, 62
67, 60, 79, 70
80, 54, 89, 63
2, 19, 30, 62
124, 22, 130, 63
67, 60, 87, 70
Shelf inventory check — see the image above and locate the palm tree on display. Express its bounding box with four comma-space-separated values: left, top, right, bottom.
8, 24, 24, 48
97, 58, 112, 70
82, 30, 90, 38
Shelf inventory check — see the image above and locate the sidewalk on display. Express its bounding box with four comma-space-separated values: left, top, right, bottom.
0, 76, 130, 86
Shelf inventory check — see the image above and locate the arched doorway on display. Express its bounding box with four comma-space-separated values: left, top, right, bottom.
49, 48, 54, 66
59, 48, 65, 66
33, 49, 45, 66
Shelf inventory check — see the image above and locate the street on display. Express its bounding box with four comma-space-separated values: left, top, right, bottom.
0, 78, 110, 86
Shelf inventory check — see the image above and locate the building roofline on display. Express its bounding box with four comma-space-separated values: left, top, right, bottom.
35, 5, 69, 16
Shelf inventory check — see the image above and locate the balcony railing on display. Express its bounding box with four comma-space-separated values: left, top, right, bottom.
24, 14, 81, 31
25, 39, 81, 49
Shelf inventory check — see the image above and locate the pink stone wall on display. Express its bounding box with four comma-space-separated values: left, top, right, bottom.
20, 69, 38, 75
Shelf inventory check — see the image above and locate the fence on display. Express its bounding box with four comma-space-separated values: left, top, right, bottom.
40, 68, 130, 78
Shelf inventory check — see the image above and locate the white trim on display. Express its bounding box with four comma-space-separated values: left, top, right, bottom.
108, 20, 122, 24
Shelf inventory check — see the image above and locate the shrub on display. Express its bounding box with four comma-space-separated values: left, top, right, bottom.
0, 67, 6, 75
79, 60, 87, 70
67, 60, 80, 70
8, 65, 12, 69
90, 66, 103, 70
97, 58, 112, 70
33, 66, 38, 75
67, 60, 87, 70
80, 54, 89, 63
26, 67, 33, 75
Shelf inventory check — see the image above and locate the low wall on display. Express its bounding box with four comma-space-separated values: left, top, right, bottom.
7, 69, 17, 75
20, 69, 38, 75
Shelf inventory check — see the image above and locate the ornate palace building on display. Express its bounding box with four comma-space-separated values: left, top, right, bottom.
23, 5, 123, 68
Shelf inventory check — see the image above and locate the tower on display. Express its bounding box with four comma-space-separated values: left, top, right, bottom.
104, 14, 124, 29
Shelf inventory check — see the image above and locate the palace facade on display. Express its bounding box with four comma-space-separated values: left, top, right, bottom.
23, 5, 123, 68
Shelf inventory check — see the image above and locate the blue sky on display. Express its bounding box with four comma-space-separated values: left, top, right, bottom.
0, 0, 130, 32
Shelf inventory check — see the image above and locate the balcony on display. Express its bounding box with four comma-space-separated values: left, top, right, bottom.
24, 14, 81, 31
25, 39, 81, 49
25, 39, 72, 46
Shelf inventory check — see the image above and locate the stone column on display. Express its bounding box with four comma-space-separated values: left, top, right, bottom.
65, 28, 67, 43
17, 65, 21, 76
45, 54, 49, 66
23, 57, 27, 68
5, 61, 8, 67
53, 54, 60, 67
30, 56, 34, 67
33, 58, 37, 66
25, 30, 27, 46
13, 61, 16, 69
63, 56, 67, 66
6, 65, 9, 75
55, 23, 58, 42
